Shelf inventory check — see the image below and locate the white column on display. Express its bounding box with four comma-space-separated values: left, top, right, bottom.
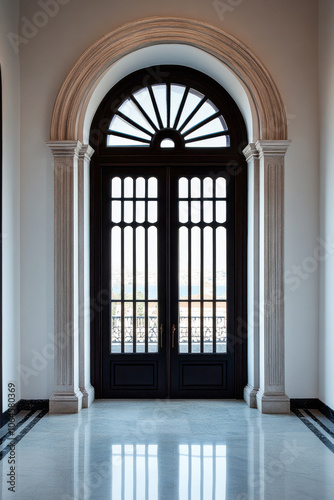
243, 143, 260, 408
78, 145, 95, 408
256, 140, 291, 414
48, 141, 83, 413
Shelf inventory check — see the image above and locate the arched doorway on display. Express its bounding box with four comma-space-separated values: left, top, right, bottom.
47, 18, 290, 413
90, 66, 248, 398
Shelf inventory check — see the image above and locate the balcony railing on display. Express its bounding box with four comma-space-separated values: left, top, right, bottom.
111, 316, 227, 345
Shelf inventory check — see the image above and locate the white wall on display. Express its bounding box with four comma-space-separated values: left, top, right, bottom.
18, 0, 319, 400
319, 0, 334, 410
0, 0, 21, 411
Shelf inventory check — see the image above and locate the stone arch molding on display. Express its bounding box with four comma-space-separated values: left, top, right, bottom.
48, 17, 291, 414
50, 17, 287, 142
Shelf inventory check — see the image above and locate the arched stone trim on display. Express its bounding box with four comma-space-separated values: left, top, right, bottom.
48, 18, 291, 414
50, 17, 287, 143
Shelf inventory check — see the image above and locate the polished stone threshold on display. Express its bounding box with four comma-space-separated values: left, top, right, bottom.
1, 400, 334, 499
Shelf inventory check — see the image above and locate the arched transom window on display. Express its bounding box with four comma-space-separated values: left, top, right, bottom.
108, 84, 229, 149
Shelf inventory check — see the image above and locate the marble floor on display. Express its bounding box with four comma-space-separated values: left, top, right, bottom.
1, 400, 334, 500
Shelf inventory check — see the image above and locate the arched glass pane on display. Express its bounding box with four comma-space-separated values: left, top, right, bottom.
133, 87, 160, 128
152, 84, 167, 127
182, 100, 221, 134
178, 89, 204, 130
107, 81, 229, 149
185, 117, 227, 141
109, 115, 152, 140
185, 136, 229, 148
170, 84, 186, 127
107, 135, 150, 147
116, 98, 155, 134
160, 138, 175, 148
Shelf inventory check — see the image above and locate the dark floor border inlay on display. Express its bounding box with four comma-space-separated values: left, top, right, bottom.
0, 409, 48, 461
292, 408, 334, 455
290, 398, 334, 424
1, 399, 49, 429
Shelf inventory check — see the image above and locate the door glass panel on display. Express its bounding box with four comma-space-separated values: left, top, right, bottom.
179, 301, 189, 353
136, 227, 145, 299
111, 201, 121, 223
179, 227, 188, 301
124, 201, 133, 223
148, 302, 158, 353
148, 201, 157, 223
216, 302, 227, 353
112, 177, 121, 198
177, 175, 228, 354
191, 201, 201, 223
136, 177, 146, 197
203, 177, 213, 197
191, 177, 201, 198
191, 227, 201, 300
179, 177, 188, 198
204, 303, 213, 353
203, 201, 213, 223
148, 227, 158, 300
179, 201, 188, 223
216, 177, 226, 198
191, 302, 201, 353
124, 302, 133, 353
111, 227, 121, 300
124, 177, 133, 198
136, 201, 145, 223
111, 301, 121, 353
216, 201, 226, 223
204, 227, 213, 298
124, 227, 133, 300
136, 302, 145, 353
148, 177, 158, 198
110, 176, 159, 354
216, 228, 226, 300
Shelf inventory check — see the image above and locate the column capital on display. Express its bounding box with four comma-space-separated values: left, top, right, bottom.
255, 139, 291, 158
78, 144, 95, 161
243, 142, 258, 162
47, 140, 83, 158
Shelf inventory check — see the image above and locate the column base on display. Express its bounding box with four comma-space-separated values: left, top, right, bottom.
49, 390, 83, 414
256, 390, 290, 414
80, 384, 95, 408
244, 384, 258, 408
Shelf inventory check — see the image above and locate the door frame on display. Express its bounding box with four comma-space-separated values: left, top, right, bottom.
48, 18, 291, 413
91, 159, 247, 399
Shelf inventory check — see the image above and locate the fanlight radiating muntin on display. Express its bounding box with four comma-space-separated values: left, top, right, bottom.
107, 84, 230, 148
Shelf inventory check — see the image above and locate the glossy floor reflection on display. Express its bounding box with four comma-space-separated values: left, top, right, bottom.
1, 400, 334, 499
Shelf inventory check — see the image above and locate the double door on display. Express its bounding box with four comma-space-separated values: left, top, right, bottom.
98, 164, 239, 398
